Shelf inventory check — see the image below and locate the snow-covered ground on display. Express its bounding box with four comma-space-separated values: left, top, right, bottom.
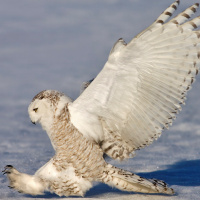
0, 0, 200, 199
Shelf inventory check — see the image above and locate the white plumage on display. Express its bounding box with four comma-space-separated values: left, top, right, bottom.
3, 0, 200, 197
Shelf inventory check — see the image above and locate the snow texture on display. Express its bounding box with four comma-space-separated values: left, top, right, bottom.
0, 0, 200, 199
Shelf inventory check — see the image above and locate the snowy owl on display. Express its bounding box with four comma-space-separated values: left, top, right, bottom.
3, 0, 200, 197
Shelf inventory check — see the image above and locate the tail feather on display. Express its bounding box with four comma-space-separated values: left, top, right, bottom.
103, 165, 174, 195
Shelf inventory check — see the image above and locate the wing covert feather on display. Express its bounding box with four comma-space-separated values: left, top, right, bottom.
69, 1, 200, 160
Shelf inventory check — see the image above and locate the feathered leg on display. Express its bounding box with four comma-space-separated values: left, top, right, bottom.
103, 164, 174, 194
3, 161, 93, 197
2, 165, 47, 195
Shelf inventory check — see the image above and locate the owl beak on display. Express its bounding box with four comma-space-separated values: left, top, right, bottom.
31, 121, 36, 125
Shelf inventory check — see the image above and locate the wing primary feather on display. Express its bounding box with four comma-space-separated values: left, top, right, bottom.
168, 3, 199, 25
142, 76, 185, 103
138, 88, 180, 116
139, 66, 192, 91
138, 96, 172, 129
155, 0, 180, 24
132, 1, 180, 41
141, 80, 182, 111
181, 16, 200, 30
123, 101, 161, 148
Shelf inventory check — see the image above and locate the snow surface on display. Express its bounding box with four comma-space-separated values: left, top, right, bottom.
0, 0, 200, 199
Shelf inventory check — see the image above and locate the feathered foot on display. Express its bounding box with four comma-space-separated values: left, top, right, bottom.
2, 165, 22, 193
2, 165, 46, 195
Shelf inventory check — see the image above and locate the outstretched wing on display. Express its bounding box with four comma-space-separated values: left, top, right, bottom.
69, 1, 200, 160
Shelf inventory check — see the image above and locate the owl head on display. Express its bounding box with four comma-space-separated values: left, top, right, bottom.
28, 90, 72, 132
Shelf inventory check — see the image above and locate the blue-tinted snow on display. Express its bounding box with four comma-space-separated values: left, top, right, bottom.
0, 0, 200, 199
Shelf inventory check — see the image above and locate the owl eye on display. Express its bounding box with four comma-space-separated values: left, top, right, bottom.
33, 108, 38, 112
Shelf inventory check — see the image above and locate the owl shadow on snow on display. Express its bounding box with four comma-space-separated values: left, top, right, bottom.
25, 159, 200, 198
138, 159, 200, 187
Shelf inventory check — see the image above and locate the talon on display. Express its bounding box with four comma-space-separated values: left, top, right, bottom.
2, 165, 14, 175
3, 165, 13, 171
3, 171, 11, 175
2, 169, 7, 174
6, 165, 13, 168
